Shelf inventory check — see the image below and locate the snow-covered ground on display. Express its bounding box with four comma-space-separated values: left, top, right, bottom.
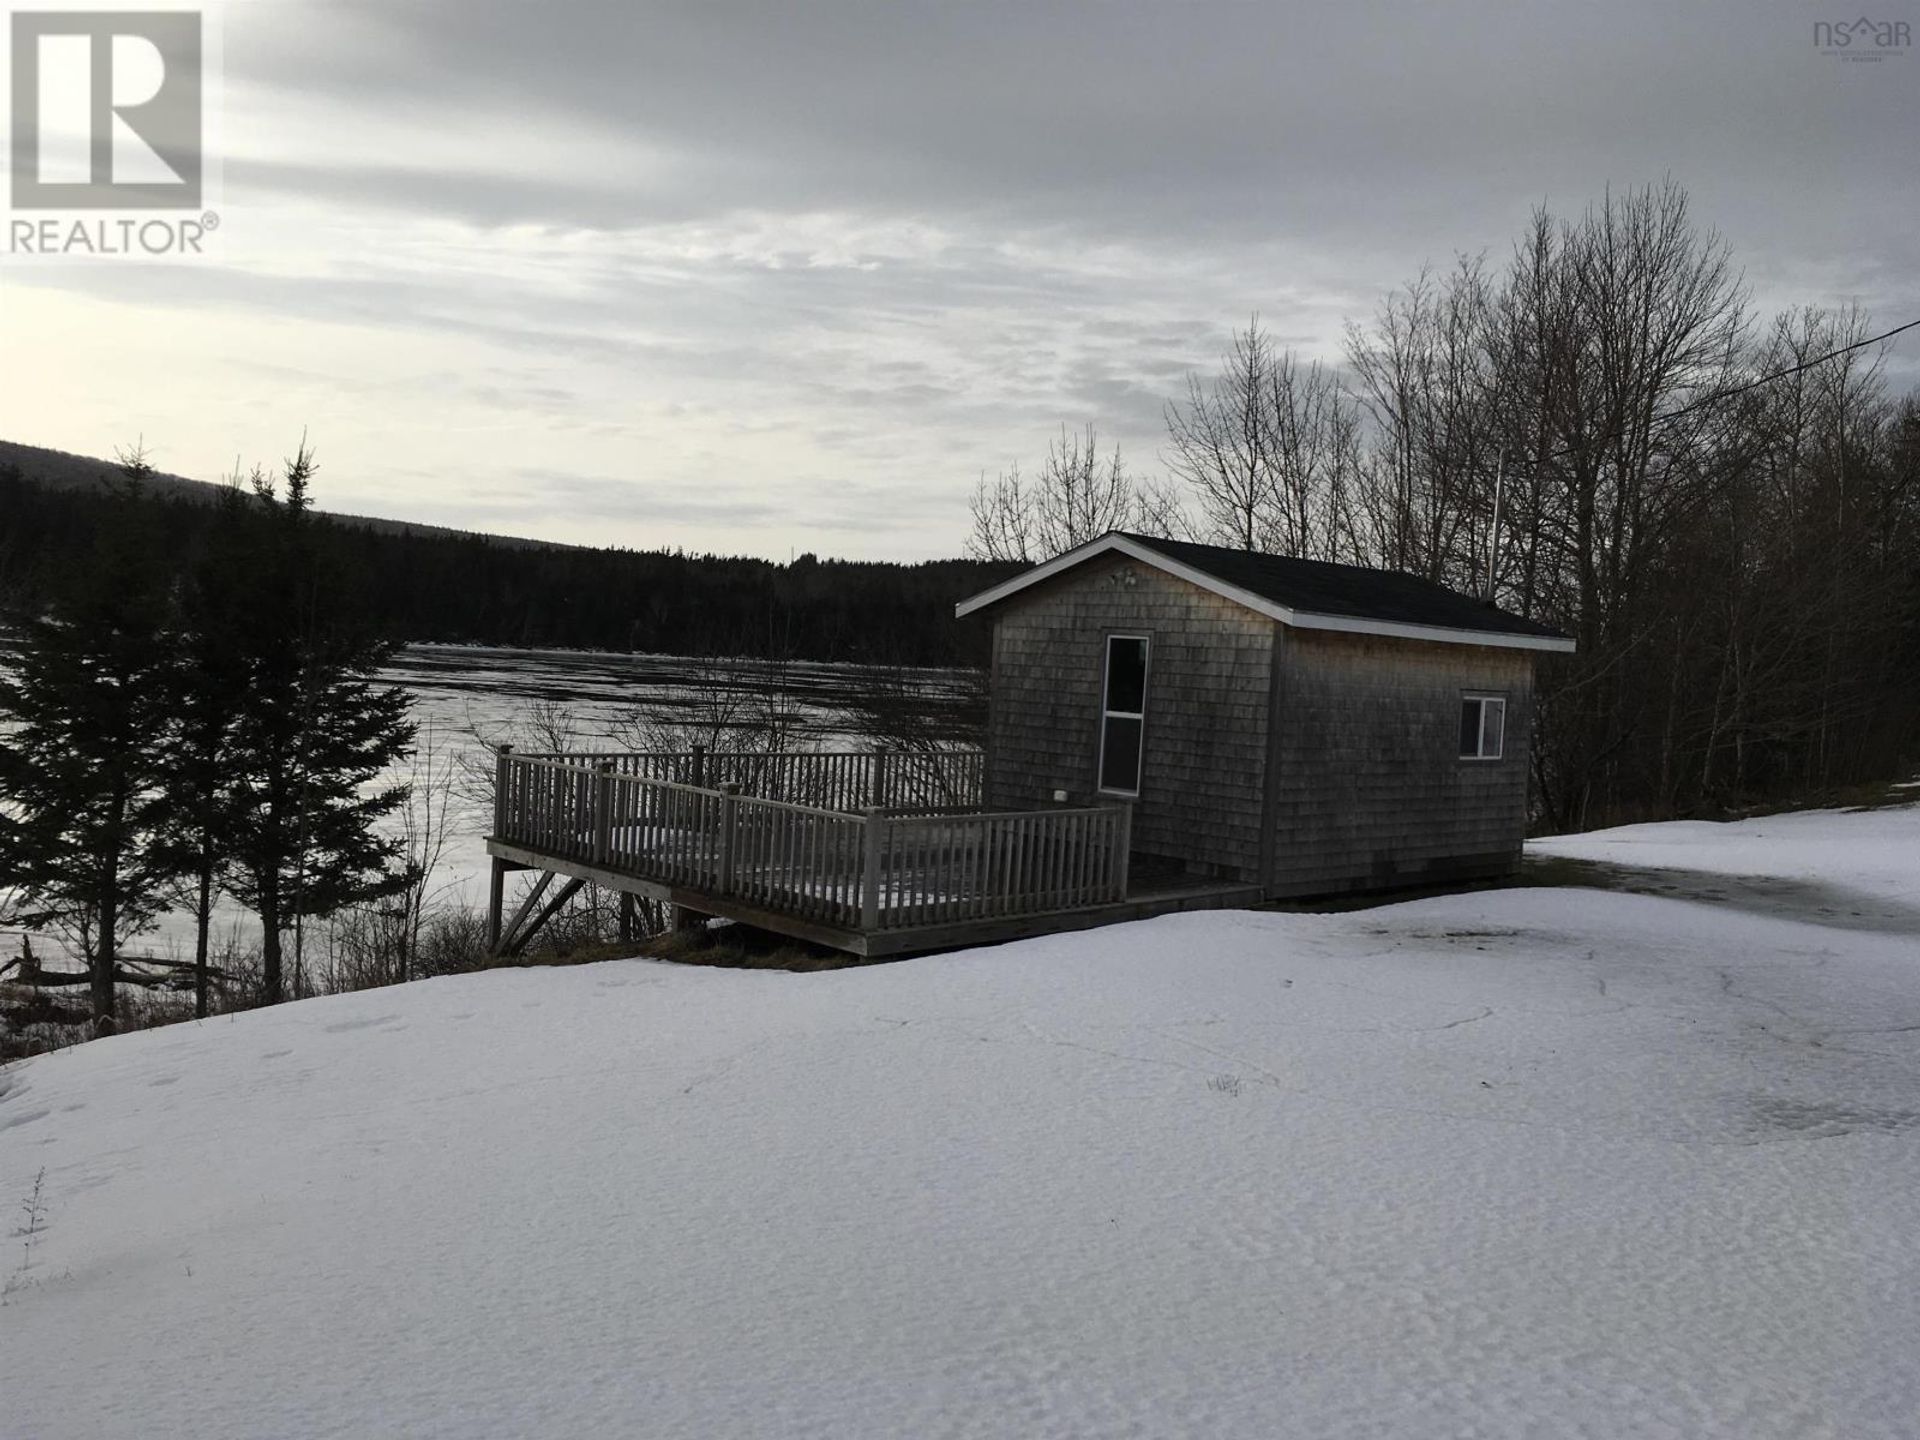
1531, 803, 1920, 908
3, 808, 1917, 1438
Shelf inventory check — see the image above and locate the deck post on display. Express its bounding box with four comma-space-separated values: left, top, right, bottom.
593, 762, 614, 864
492, 744, 513, 839
486, 857, 507, 950
861, 807, 885, 931
691, 743, 707, 789
618, 891, 637, 943
1110, 801, 1133, 900
873, 749, 891, 809
717, 782, 740, 894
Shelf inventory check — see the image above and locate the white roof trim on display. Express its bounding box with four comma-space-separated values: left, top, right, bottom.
954, 534, 1577, 654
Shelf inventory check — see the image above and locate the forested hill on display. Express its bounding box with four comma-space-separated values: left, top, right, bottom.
0, 439, 561, 549
0, 447, 1014, 666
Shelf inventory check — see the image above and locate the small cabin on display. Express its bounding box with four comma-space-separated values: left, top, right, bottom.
956, 532, 1575, 899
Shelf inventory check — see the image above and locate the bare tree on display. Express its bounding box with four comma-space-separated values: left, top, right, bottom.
1129, 473, 1193, 541
1164, 317, 1278, 551
393, 721, 462, 984
455, 695, 581, 810
967, 463, 1037, 564
970, 423, 1176, 561
612, 652, 805, 758
1345, 257, 1500, 582
317, 721, 465, 993
1265, 352, 1364, 561
1030, 424, 1138, 556
1163, 317, 1360, 559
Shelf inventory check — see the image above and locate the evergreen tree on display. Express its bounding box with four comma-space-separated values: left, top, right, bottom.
164, 479, 253, 1017
0, 450, 182, 1033
221, 443, 416, 1004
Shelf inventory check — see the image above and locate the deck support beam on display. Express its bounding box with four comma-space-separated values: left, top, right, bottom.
500, 875, 585, 959
490, 870, 554, 956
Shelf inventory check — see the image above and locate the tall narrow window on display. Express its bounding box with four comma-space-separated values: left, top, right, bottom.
1099, 635, 1149, 794
1460, 694, 1506, 760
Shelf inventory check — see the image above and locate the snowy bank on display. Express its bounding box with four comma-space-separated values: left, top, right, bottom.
3, 810, 1919, 1438
1529, 802, 1920, 907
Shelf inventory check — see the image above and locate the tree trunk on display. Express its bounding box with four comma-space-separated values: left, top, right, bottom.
93, 787, 127, 1036
193, 840, 214, 1019
94, 885, 119, 1036
260, 886, 283, 1006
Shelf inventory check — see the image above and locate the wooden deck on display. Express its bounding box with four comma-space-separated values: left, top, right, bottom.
486, 749, 1259, 957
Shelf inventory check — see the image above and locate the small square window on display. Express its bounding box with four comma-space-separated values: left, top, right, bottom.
1460, 696, 1506, 760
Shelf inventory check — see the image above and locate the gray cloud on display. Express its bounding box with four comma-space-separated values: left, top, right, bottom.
15, 0, 1918, 561
236, 2, 1914, 253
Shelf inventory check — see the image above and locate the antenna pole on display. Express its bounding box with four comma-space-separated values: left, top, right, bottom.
1485, 448, 1508, 603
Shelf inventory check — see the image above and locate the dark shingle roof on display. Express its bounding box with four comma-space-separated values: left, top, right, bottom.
955, 531, 1572, 650
1120, 534, 1570, 643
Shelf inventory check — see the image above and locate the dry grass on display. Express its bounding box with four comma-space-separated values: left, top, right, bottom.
476, 916, 865, 974
482, 939, 640, 971
636, 923, 863, 973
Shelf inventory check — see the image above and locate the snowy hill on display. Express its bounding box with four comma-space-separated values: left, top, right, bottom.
3, 808, 1918, 1439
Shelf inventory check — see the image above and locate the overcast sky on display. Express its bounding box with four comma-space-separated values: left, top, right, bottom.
5, 0, 1917, 560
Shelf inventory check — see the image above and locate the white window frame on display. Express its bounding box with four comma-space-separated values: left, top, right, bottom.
1460, 693, 1507, 761
1097, 633, 1150, 797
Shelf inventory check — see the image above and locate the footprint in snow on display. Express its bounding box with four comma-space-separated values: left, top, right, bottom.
148, 1075, 180, 1087
260, 1049, 293, 1060
322, 1015, 401, 1033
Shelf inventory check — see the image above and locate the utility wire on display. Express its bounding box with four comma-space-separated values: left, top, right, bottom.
1502, 315, 1920, 473
1646, 315, 1920, 435
1474, 315, 1916, 601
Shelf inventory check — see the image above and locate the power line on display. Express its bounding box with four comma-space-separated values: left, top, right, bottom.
1648, 315, 1920, 435
1486, 315, 1920, 476
1473, 314, 1917, 594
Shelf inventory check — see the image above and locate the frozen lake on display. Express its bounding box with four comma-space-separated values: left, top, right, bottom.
392, 644, 983, 747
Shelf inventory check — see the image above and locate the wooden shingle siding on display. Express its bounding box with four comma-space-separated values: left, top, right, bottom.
1265, 629, 1533, 897
985, 557, 1273, 881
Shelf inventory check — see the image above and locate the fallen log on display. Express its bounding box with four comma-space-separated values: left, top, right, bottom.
8, 965, 221, 991
6, 937, 230, 993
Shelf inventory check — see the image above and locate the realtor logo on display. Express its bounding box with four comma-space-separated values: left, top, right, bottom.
1813, 16, 1911, 59
9, 10, 203, 209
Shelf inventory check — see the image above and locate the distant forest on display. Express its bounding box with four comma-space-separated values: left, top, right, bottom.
0, 457, 1014, 668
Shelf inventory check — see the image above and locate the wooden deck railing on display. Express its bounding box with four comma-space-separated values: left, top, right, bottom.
552, 747, 984, 813
868, 807, 1132, 929
492, 750, 1128, 934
